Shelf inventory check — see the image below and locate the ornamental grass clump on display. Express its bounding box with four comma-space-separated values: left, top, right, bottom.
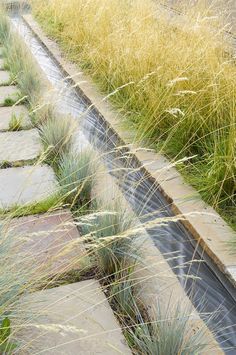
79, 203, 138, 277
31, 0, 236, 226
8, 113, 23, 131
57, 149, 94, 208
124, 301, 208, 355
39, 115, 74, 165
109, 256, 209, 354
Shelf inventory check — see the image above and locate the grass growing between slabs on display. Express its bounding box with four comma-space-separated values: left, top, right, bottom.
0, 15, 41, 106
31, 0, 236, 231
0, 9, 97, 215
8, 113, 23, 131
39, 116, 74, 164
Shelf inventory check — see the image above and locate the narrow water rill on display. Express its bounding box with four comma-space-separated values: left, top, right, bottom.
11, 11, 236, 354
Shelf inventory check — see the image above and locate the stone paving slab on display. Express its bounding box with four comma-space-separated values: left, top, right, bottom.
0, 128, 42, 165
0, 105, 31, 130
0, 85, 19, 105
0, 70, 11, 85
15, 281, 131, 354
0, 58, 4, 69
4, 210, 86, 277
0, 165, 58, 209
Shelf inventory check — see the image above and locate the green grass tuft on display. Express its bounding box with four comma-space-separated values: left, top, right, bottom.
80, 203, 138, 276
3, 97, 16, 107
8, 113, 23, 131
57, 149, 94, 209
0, 161, 12, 169
0, 193, 62, 218
39, 116, 74, 165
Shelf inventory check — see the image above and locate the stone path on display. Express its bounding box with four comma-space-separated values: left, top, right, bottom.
14, 281, 131, 354
0, 70, 11, 85
0, 49, 130, 353
0, 85, 19, 105
0, 165, 58, 209
0, 129, 42, 164
5, 210, 86, 277
0, 105, 31, 130
0, 65, 58, 209
0, 58, 4, 69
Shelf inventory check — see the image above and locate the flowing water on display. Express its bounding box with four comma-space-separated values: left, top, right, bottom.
11, 14, 236, 353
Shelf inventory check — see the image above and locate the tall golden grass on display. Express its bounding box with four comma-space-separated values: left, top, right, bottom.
31, 0, 236, 227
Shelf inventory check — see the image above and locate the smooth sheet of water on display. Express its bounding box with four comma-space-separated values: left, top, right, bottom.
11, 15, 236, 353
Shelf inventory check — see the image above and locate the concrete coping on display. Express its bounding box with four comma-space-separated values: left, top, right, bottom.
20, 14, 236, 288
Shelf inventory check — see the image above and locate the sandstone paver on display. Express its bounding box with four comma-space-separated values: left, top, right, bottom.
4, 210, 86, 277
0, 128, 42, 164
0, 105, 31, 130
0, 165, 58, 209
0, 85, 19, 105
15, 281, 131, 354
0, 58, 4, 69
0, 70, 11, 85
0, 128, 42, 165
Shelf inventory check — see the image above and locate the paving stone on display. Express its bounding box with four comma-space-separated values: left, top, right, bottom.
0, 58, 4, 69
0, 129, 42, 164
0, 70, 11, 85
0, 85, 19, 105
15, 281, 131, 354
0, 165, 58, 209
0, 105, 31, 130
4, 210, 86, 277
